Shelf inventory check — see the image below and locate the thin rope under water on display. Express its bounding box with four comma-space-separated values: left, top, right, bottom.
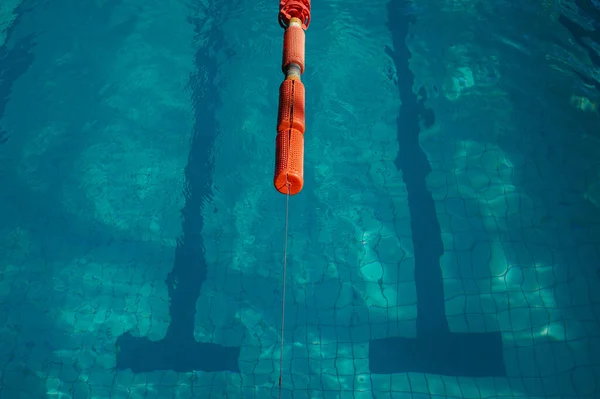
278, 181, 290, 399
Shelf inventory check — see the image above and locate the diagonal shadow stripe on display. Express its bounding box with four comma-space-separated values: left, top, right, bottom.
0, 4, 35, 145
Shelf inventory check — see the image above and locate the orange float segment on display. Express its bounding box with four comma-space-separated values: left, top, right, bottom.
275, 0, 310, 196
277, 79, 305, 134
274, 79, 305, 195
274, 128, 304, 195
282, 23, 305, 74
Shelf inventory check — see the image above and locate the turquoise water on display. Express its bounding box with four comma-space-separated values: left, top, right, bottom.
1, 0, 600, 398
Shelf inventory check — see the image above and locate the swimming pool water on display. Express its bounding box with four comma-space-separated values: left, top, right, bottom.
1, 0, 599, 398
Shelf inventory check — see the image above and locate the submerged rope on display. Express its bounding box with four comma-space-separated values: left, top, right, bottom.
278, 181, 290, 399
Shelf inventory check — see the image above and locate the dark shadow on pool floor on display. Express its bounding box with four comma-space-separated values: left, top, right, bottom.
368, 0, 506, 378
0, 5, 35, 145
115, 3, 240, 374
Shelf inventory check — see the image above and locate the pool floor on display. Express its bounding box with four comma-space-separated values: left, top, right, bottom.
1, 0, 600, 398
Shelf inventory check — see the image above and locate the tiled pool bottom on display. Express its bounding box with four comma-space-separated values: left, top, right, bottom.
1, 183, 599, 399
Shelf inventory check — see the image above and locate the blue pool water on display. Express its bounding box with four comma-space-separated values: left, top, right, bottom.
1, 0, 600, 398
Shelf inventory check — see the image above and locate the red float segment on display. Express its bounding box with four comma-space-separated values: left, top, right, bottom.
278, 0, 311, 30
282, 24, 305, 73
